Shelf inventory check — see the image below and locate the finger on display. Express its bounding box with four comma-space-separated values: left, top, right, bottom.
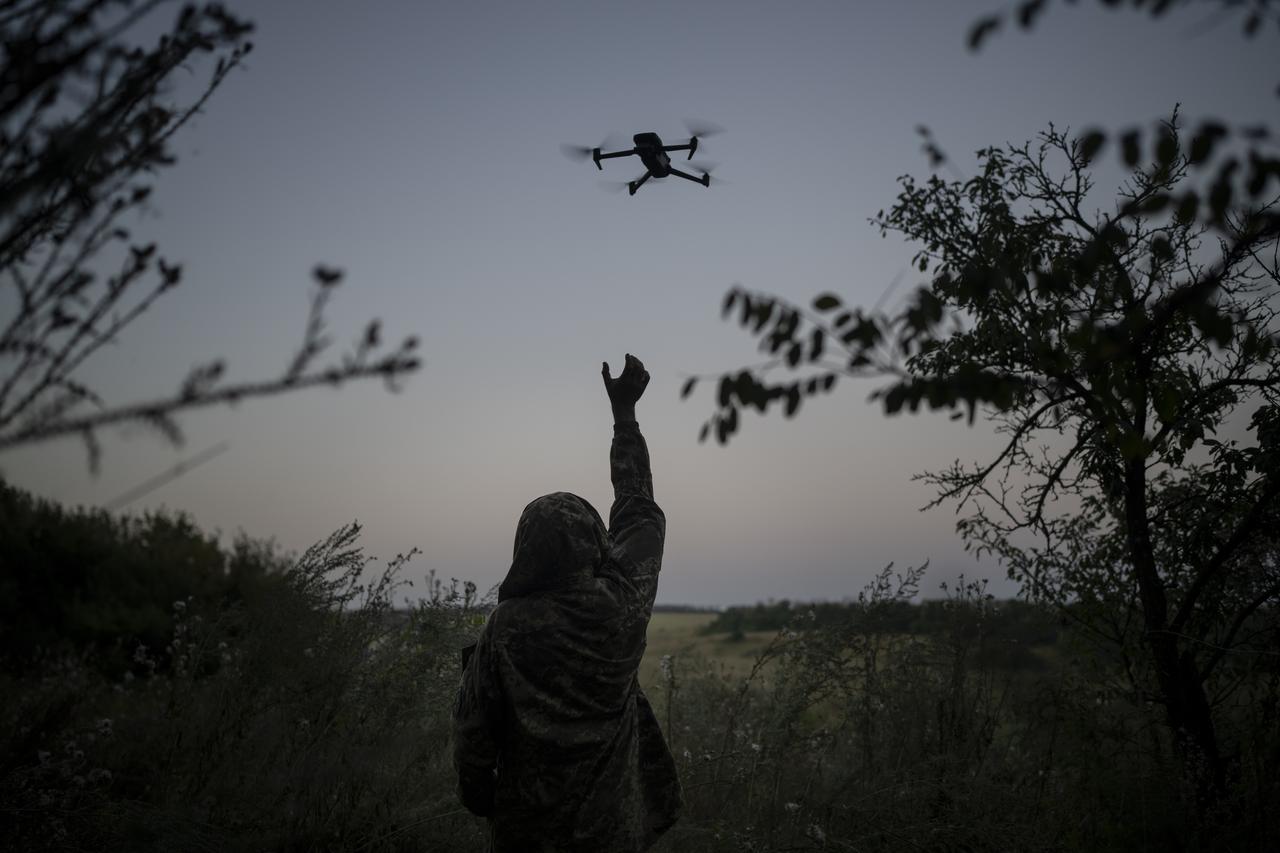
602, 361, 611, 382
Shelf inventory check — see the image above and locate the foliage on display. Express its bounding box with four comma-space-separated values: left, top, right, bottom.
2, 489, 1277, 850
0, 1, 420, 469
690, 112, 1280, 808
0, 476, 264, 676
650, 565, 1280, 852
0, 503, 489, 852
700, 592, 1061, 655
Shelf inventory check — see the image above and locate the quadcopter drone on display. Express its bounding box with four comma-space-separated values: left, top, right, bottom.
563, 123, 722, 196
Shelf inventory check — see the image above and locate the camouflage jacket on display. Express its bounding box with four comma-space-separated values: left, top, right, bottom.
452, 421, 681, 852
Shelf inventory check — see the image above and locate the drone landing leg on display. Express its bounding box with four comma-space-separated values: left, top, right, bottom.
668, 167, 710, 188
628, 170, 653, 196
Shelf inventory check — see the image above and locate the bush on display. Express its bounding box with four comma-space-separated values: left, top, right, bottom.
0, 517, 490, 852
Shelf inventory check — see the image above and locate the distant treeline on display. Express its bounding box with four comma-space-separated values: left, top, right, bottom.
703, 597, 1061, 646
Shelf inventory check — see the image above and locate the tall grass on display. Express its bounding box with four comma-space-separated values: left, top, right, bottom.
3, 519, 1277, 851
1, 523, 489, 852
648, 565, 1279, 852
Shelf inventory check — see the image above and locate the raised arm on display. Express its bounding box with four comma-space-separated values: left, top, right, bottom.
601, 355, 666, 603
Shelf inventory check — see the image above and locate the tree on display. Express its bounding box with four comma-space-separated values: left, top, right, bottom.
686, 2, 1280, 812
689, 114, 1280, 806
0, 1, 420, 471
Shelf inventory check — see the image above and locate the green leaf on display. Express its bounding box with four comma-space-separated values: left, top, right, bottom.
786, 342, 803, 368
1175, 192, 1198, 223
967, 15, 1000, 50
883, 385, 907, 415
1121, 130, 1141, 167
1188, 123, 1226, 165
784, 386, 801, 417
809, 328, 825, 361
1155, 130, 1178, 167
813, 293, 841, 312
1079, 130, 1106, 163
721, 289, 738, 319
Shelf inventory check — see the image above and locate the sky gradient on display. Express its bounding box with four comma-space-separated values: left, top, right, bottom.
5, 0, 1276, 606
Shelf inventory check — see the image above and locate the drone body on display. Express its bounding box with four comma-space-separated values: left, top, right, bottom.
567, 128, 720, 196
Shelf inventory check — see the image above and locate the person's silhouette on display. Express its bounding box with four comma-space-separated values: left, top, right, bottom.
452, 354, 681, 852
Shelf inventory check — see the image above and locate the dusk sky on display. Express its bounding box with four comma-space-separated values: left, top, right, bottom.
4, 0, 1275, 606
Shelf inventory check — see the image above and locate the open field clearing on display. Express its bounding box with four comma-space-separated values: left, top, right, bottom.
639, 612, 781, 688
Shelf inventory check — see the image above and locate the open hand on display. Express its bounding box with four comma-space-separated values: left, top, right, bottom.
602, 354, 650, 417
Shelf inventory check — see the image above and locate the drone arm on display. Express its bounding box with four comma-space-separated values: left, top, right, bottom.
663, 137, 698, 159
628, 170, 653, 196
668, 167, 710, 188
595, 149, 637, 171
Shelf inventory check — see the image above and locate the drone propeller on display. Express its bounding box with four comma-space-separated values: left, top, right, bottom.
560, 133, 626, 163
683, 118, 726, 139
560, 143, 596, 162
689, 160, 726, 185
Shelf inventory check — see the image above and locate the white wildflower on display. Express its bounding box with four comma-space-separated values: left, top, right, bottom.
172, 600, 186, 612
784, 801, 800, 814
750, 742, 761, 753
658, 654, 673, 683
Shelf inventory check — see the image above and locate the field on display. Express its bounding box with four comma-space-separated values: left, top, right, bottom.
639, 611, 779, 688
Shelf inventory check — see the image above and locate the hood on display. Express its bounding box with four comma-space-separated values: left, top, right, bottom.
498, 492, 609, 602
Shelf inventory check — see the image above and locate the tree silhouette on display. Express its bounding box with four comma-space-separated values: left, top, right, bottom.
687, 5, 1280, 811
0, 1, 421, 472
689, 114, 1280, 806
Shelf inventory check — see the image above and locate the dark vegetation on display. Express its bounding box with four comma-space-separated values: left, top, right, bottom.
702, 593, 1060, 657
0, 479, 485, 851
687, 3, 1280, 822
4, 482, 1278, 851
0, 1, 419, 468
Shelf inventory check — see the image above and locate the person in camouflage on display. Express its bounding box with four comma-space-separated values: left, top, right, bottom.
452, 354, 681, 852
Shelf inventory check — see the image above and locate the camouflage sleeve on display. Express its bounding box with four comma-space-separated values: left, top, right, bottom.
607, 421, 666, 603
451, 623, 501, 816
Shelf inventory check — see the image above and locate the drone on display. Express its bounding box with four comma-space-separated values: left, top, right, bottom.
562, 123, 722, 196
